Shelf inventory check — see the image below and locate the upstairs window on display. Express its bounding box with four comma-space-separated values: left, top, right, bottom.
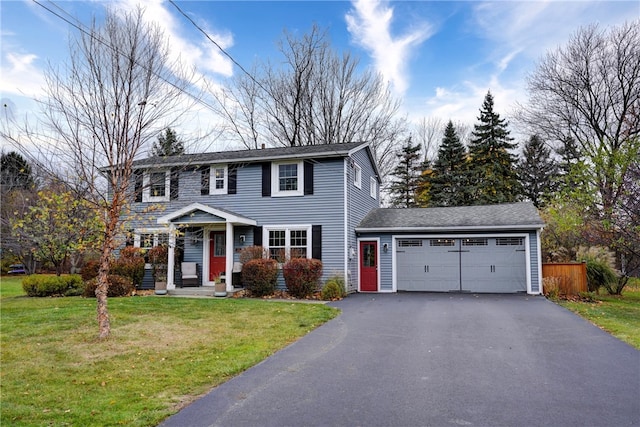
271, 161, 303, 197
143, 170, 170, 202
370, 177, 377, 199
354, 164, 362, 188
210, 165, 228, 194
201, 164, 235, 195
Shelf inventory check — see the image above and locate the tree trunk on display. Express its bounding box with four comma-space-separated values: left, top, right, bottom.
95, 206, 120, 339
95, 248, 111, 340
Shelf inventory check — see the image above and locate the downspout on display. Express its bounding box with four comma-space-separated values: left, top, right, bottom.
167, 223, 176, 290
226, 223, 234, 291
343, 157, 349, 292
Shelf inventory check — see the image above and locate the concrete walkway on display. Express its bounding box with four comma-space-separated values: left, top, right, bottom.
160, 293, 640, 427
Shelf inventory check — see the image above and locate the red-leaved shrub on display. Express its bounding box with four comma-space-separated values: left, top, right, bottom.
242, 258, 278, 297
283, 258, 323, 299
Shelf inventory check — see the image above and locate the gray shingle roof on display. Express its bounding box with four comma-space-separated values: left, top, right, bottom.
357, 202, 544, 231
132, 141, 370, 168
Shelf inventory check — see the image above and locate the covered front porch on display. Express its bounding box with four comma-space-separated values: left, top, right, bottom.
157, 203, 257, 292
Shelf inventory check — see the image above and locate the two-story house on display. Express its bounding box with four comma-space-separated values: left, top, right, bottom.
125, 141, 381, 293
123, 141, 545, 295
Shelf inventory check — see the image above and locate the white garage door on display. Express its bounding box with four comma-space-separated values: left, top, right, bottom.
396, 237, 527, 293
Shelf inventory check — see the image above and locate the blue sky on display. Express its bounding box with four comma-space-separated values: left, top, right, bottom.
1, 0, 638, 147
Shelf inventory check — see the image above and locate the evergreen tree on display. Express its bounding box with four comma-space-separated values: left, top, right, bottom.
151, 127, 184, 157
388, 137, 422, 208
468, 91, 520, 204
1, 151, 35, 192
517, 134, 558, 208
428, 120, 471, 206
415, 159, 432, 207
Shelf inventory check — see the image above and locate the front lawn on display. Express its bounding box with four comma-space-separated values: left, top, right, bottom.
0, 276, 339, 426
557, 278, 640, 349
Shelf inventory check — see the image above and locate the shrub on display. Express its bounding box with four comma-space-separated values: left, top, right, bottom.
82, 274, 135, 298
577, 246, 619, 293
321, 276, 346, 301
542, 276, 561, 299
242, 259, 278, 297
584, 259, 618, 293
239, 246, 267, 264
283, 258, 323, 299
147, 245, 168, 265
81, 259, 101, 282
22, 274, 84, 297
111, 248, 145, 287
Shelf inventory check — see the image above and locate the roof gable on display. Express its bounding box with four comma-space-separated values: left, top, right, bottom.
157, 203, 256, 226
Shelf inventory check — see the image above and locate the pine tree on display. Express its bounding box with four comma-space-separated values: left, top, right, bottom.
388, 137, 422, 208
428, 120, 470, 206
1, 151, 35, 192
517, 134, 558, 208
151, 127, 184, 157
468, 91, 520, 204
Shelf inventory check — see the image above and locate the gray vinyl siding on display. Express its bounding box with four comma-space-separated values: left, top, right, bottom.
346, 148, 381, 291
126, 157, 347, 283
378, 234, 394, 292
529, 230, 540, 293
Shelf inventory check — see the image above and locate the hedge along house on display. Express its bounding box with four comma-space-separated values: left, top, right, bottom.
122, 141, 382, 292
355, 202, 545, 294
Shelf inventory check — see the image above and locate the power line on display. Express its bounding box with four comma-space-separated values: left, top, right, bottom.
168, 0, 269, 94
31, 0, 222, 116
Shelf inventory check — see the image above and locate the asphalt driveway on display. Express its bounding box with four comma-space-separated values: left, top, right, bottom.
161, 293, 640, 427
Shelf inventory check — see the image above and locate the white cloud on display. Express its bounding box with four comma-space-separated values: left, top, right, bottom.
345, 0, 431, 96
111, 0, 234, 77
0, 52, 46, 98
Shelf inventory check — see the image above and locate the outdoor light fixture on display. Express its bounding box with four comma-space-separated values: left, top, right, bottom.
383, 243, 388, 253
239, 235, 246, 243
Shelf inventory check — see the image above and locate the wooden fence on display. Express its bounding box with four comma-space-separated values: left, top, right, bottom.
542, 263, 588, 296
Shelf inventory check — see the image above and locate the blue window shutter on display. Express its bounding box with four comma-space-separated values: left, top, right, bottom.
134, 171, 143, 202
228, 164, 238, 194
200, 167, 209, 195
262, 163, 271, 197
170, 168, 179, 200
253, 226, 263, 246
304, 161, 314, 195
312, 225, 321, 260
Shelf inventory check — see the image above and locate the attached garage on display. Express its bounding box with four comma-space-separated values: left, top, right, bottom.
356, 202, 544, 295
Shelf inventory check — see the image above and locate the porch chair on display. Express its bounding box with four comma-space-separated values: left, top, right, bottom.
180, 262, 200, 287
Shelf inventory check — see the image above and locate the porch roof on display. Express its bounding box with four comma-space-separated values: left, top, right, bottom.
157, 203, 257, 226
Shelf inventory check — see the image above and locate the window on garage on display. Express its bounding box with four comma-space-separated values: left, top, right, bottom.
430, 239, 455, 247
496, 237, 524, 245
462, 238, 488, 246
398, 239, 422, 247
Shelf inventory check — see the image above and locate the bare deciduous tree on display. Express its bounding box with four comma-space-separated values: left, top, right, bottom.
413, 116, 442, 164
216, 24, 407, 177
518, 21, 640, 216
2, 8, 194, 338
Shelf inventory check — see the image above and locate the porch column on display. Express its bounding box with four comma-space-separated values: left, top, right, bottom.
226, 223, 234, 290
167, 223, 176, 290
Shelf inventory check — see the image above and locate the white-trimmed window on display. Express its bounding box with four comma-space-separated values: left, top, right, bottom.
272, 161, 303, 197
354, 164, 362, 188
143, 170, 170, 202
264, 225, 311, 262
370, 177, 377, 199
210, 165, 228, 194
135, 230, 169, 249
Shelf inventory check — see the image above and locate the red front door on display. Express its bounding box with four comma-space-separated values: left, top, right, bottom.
360, 241, 378, 292
209, 231, 226, 281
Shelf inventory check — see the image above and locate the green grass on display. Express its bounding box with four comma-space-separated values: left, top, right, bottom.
0, 276, 339, 426
557, 278, 640, 349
